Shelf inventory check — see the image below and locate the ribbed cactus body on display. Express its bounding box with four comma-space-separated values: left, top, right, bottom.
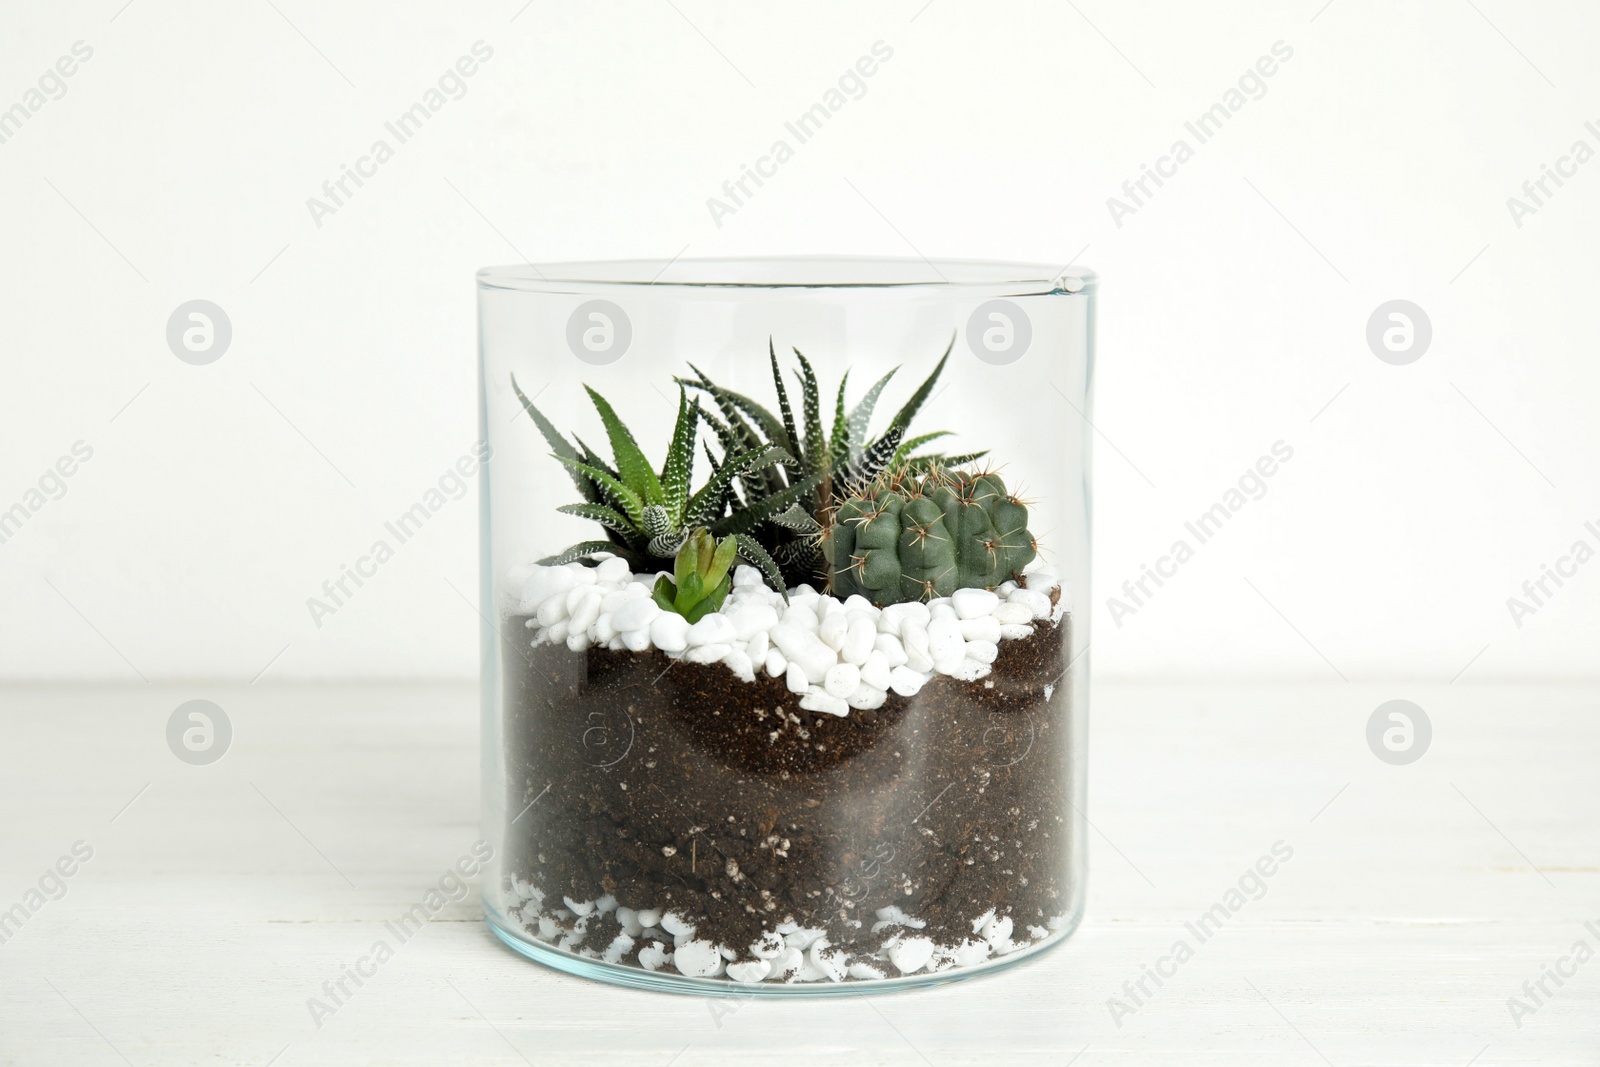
823, 469, 1036, 605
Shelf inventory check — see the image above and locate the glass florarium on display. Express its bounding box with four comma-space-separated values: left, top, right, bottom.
477, 258, 1094, 993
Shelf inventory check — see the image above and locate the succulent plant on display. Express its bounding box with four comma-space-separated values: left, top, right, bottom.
821, 466, 1037, 605
651, 528, 736, 622
511, 375, 806, 590
678, 338, 986, 587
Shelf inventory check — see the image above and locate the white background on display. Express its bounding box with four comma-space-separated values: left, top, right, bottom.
4, 0, 1598, 683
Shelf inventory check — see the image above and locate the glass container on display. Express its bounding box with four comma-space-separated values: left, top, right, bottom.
477, 257, 1094, 993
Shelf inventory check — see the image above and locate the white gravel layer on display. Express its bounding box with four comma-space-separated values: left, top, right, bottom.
512, 559, 1066, 716
506, 877, 1067, 983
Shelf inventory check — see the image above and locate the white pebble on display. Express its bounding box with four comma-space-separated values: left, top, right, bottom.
673, 939, 724, 977
842, 595, 877, 615
602, 933, 635, 964
997, 580, 1019, 597
1009, 588, 1052, 619
563, 896, 594, 916
770, 622, 836, 683
824, 662, 860, 698
637, 942, 671, 971
565, 632, 590, 652
544, 621, 569, 645
888, 666, 927, 697
784, 926, 824, 949
999, 623, 1034, 640
799, 690, 850, 717
520, 567, 576, 614
859, 650, 892, 691
906, 600, 933, 623
848, 960, 886, 980
928, 599, 956, 622
846, 683, 886, 710
782, 603, 819, 633
732, 564, 764, 587
567, 587, 603, 634
611, 597, 661, 633
621, 628, 652, 652
949, 658, 992, 682
818, 611, 848, 651
764, 648, 788, 678
636, 908, 662, 929
874, 632, 909, 667
745, 629, 768, 661
952, 588, 1000, 619
1025, 570, 1059, 595
684, 643, 731, 664
686, 613, 737, 646
722, 648, 755, 682
594, 613, 617, 643
566, 561, 598, 584
616, 907, 642, 936
959, 615, 1001, 644
765, 947, 803, 981
726, 959, 772, 983
650, 613, 690, 653
751, 931, 785, 958
732, 604, 779, 640
966, 640, 999, 665
901, 621, 934, 673
875, 905, 926, 928
927, 617, 966, 673
888, 936, 935, 974
792, 959, 828, 982
808, 940, 848, 982
994, 602, 1033, 626
536, 595, 568, 627
954, 939, 992, 967
595, 556, 630, 583
660, 912, 695, 937
842, 618, 875, 665
981, 914, 1014, 951
785, 663, 809, 694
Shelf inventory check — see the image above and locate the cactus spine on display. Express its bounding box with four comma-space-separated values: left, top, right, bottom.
822, 467, 1037, 605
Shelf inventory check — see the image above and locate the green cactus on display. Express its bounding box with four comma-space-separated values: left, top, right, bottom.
822, 467, 1037, 605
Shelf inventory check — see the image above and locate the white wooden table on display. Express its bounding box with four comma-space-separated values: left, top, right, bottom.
1, 681, 1595, 1065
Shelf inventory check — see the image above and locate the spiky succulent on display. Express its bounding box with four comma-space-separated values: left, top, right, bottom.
651, 528, 736, 622
821, 466, 1037, 606
511, 376, 803, 590
677, 337, 985, 587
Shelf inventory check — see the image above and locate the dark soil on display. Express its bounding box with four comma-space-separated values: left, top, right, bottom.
500, 605, 1074, 969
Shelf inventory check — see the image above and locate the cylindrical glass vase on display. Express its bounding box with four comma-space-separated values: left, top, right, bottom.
477, 258, 1094, 993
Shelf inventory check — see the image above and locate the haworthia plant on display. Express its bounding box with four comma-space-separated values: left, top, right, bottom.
677, 336, 980, 587
510, 375, 793, 592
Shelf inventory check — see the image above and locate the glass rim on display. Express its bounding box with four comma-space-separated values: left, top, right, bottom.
476, 256, 1096, 295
